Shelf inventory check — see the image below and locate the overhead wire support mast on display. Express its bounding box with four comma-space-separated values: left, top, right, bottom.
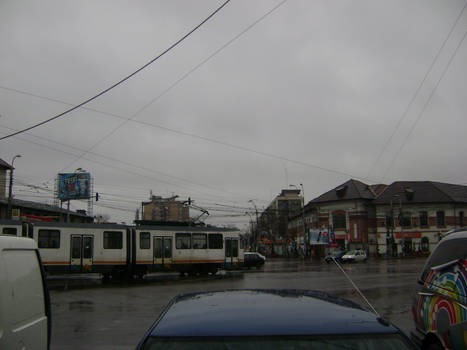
0, 0, 231, 141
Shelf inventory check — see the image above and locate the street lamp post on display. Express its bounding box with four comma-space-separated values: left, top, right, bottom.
248, 200, 259, 251
245, 211, 255, 250
7, 154, 21, 219
390, 194, 403, 257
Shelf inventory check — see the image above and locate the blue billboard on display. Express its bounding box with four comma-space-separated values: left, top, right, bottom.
309, 229, 330, 245
58, 173, 91, 200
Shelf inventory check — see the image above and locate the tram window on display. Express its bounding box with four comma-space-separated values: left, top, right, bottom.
2, 227, 17, 235
140, 232, 150, 249
193, 234, 207, 249
208, 234, 223, 249
38, 230, 60, 248
176, 233, 191, 249
104, 231, 122, 249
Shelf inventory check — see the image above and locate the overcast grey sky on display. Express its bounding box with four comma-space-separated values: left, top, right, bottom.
1, 0, 466, 230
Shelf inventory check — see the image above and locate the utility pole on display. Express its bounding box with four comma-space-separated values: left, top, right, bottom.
248, 200, 259, 251
300, 184, 308, 257
7, 154, 21, 219
398, 196, 404, 257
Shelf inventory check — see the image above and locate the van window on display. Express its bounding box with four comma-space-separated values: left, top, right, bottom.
38, 229, 60, 248
420, 238, 467, 282
104, 231, 123, 249
2, 227, 17, 235
176, 233, 191, 249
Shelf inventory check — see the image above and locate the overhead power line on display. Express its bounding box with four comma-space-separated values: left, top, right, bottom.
0, 125, 247, 201
366, 0, 467, 179
51, 0, 288, 175
1, 0, 373, 183
381, 26, 467, 181
0, 0, 231, 141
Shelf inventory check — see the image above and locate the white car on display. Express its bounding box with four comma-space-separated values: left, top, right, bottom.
341, 250, 367, 263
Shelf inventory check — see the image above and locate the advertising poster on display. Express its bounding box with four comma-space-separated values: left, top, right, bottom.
58, 173, 91, 200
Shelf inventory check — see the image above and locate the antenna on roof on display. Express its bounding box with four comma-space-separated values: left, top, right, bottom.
331, 257, 380, 317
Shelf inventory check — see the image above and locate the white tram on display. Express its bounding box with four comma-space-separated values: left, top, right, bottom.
0, 220, 243, 278
133, 225, 243, 276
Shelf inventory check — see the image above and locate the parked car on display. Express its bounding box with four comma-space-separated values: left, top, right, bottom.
342, 249, 368, 262
243, 252, 266, 269
135, 289, 416, 350
411, 228, 467, 350
0, 235, 51, 350
324, 250, 347, 263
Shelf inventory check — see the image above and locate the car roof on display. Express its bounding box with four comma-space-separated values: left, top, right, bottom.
148, 289, 399, 337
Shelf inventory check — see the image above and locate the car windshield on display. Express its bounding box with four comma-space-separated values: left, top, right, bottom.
142, 334, 413, 350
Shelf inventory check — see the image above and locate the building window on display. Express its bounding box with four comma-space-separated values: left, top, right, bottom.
419, 211, 428, 227
192, 234, 207, 249
436, 211, 445, 227
176, 233, 191, 249
38, 229, 60, 248
333, 213, 346, 229
104, 231, 123, 249
459, 211, 464, 227
2, 227, 17, 235
421, 237, 429, 252
400, 212, 412, 227
140, 232, 150, 249
208, 234, 223, 249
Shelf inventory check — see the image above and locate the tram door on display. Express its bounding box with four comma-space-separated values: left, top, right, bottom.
70, 235, 94, 272
153, 236, 173, 267
225, 238, 239, 267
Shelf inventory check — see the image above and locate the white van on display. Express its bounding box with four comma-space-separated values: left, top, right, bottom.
0, 235, 50, 350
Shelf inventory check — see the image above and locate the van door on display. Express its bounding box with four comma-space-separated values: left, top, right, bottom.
0, 237, 50, 350
153, 236, 173, 267
70, 235, 94, 272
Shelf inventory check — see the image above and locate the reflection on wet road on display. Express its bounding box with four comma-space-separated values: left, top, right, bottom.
50, 257, 426, 350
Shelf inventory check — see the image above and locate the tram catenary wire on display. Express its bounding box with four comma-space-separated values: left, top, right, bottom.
0, 0, 232, 141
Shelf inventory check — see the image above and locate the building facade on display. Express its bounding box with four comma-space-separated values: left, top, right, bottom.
373, 181, 467, 256
257, 189, 302, 256
306, 179, 385, 256
142, 195, 189, 223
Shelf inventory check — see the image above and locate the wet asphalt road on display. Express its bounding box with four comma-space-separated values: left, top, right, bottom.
49, 257, 426, 350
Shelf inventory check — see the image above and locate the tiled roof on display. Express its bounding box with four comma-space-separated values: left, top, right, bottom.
308, 179, 379, 204
373, 181, 467, 204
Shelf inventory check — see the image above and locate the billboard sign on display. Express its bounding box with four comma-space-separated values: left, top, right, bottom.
58, 173, 91, 200
309, 229, 329, 245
